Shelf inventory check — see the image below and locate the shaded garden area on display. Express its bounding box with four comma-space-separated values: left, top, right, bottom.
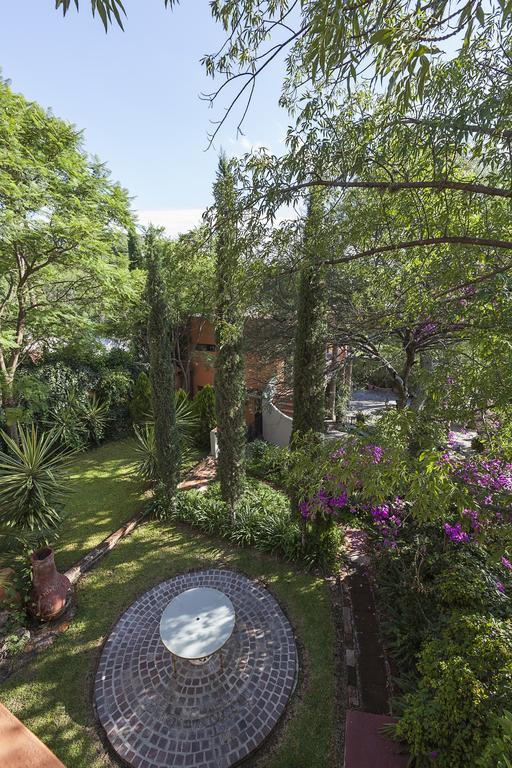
1, 0, 512, 765
0, 442, 338, 768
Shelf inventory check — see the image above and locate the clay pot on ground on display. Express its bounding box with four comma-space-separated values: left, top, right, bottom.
0, 567, 21, 606
30, 548, 70, 621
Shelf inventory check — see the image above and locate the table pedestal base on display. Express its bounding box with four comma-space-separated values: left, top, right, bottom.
171, 649, 225, 675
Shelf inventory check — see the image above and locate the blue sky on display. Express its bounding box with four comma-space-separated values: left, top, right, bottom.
0, 0, 289, 234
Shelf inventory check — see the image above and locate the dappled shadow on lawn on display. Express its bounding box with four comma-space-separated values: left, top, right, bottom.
2, 519, 335, 768
54, 439, 146, 572
1, 438, 336, 768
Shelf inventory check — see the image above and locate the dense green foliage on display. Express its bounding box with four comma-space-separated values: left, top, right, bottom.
292, 191, 328, 437
145, 228, 180, 510
213, 156, 247, 516
246, 438, 291, 487
0, 79, 141, 438
129, 371, 151, 424
396, 614, 512, 767
193, 384, 216, 450
175, 480, 301, 560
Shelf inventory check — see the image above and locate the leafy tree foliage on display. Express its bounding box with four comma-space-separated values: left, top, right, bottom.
213, 156, 246, 518
0, 79, 140, 434
129, 371, 152, 424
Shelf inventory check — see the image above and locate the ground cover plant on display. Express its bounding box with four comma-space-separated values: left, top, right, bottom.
0, 441, 338, 768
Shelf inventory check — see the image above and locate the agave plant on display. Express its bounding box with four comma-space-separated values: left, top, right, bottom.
0, 426, 71, 533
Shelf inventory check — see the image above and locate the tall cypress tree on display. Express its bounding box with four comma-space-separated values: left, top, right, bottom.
292, 190, 328, 437
145, 227, 179, 510
128, 227, 143, 270
213, 155, 246, 519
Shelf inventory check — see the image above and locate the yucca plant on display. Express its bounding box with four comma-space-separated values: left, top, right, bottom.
79, 393, 109, 445
48, 402, 87, 451
133, 393, 199, 483
0, 426, 71, 533
133, 423, 158, 482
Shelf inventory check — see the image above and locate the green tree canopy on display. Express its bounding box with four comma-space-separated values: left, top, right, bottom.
0, 79, 141, 418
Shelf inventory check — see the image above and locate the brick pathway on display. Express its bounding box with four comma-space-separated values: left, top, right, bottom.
341, 529, 390, 714
94, 569, 298, 768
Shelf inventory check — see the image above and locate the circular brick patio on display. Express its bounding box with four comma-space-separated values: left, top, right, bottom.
94, 569, 298, 768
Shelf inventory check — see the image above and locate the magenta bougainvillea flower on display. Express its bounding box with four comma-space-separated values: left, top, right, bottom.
443, 522, 470, 543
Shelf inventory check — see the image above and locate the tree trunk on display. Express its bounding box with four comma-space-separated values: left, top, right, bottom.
1, 379, 20, 444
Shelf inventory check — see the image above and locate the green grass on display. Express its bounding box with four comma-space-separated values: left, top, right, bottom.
0, 442, 337, 768
54, 438, 145, 572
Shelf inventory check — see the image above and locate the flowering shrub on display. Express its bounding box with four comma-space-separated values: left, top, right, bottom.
395, 614, 512, 768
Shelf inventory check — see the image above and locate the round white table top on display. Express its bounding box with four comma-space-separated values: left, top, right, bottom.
159, 587, 235, 660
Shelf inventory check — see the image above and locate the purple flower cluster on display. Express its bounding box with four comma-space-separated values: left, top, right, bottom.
462, 508, 481, 532
299, 486, 349, 521
370, 497, 404, 548
364, 444, 384, 464
447, 431, 458, 446
502, 556, 512, 571
443, 522, 470, 543
454, 457, 512, 493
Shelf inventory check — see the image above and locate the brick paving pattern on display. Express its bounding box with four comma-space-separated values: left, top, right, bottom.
94, 569, 298, 768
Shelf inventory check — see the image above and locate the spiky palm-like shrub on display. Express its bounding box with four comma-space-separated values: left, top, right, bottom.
0, 426, 71, 533
80, 393, 109, 445
134, 394, 199, 483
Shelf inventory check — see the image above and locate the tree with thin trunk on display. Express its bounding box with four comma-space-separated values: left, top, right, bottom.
213, 155, 246, 520
0, 79, 137, 441
292, 191, 328, 437
145, 227, 179, 511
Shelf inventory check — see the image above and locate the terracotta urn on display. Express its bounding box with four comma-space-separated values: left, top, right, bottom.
31, 547, 70, 621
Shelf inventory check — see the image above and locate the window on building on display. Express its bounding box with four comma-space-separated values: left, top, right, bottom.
196, 343, 216, 352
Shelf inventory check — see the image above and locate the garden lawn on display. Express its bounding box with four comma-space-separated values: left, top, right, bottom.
0, 442, 337, 768
54, 438, 144, 572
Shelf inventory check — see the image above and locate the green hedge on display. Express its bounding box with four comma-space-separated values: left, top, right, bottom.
174, 480, 301, 561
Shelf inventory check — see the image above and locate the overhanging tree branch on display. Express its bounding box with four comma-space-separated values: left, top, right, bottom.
323, 236, 512, 267
284, 178, 512, 198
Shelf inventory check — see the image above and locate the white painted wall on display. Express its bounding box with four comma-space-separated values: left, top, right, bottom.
210, 427, 219, 458
262, 399, 293, 447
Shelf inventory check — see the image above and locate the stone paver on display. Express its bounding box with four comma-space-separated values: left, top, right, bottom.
341, 529, 390, 715
94, 569, 298, 768
178, 457, 217, 492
